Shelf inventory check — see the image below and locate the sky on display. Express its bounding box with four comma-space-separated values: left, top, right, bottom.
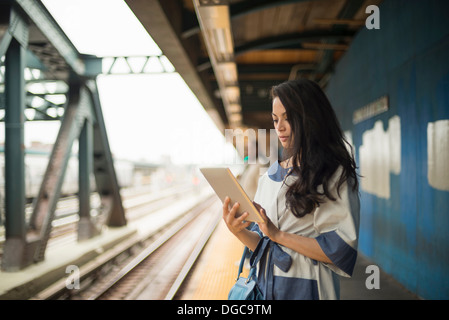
8, 0, 237, 165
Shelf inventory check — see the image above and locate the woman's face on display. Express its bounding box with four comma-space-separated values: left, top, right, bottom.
272, 97, 292, 148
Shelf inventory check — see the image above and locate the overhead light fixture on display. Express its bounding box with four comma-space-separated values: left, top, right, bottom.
217, 62, 238, 85
199, 5, 234, 61
224, 86, 240, 104
212, 28, 233, 56
199, 5, 230, 30
229, 113, 242, 124
227, 103, 241, 113
194, 0, 243, 128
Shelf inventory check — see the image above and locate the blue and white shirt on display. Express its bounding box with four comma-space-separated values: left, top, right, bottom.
250, 161, 360, 300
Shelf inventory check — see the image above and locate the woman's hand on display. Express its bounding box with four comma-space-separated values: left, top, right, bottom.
253, 203, 332, 264
253, 201, 282, 242
222, 196, 252, 236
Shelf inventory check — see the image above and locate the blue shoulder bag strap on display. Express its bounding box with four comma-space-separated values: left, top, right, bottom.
236, 247, 256, 281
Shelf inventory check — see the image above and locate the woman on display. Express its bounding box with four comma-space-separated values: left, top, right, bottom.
223, 79, 360, 300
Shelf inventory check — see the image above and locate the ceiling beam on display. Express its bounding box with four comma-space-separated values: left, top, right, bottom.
229, 0, 318, 18
182, 0, 320, 39
313, 0, 366, 85
234, 30, 355, 57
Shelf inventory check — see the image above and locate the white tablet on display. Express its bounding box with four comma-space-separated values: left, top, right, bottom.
200, 167, 263, 223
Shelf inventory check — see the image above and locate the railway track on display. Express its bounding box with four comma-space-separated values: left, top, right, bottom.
0, 183, 195, 253
30, 191, 220, 300
84, 196, 221, 300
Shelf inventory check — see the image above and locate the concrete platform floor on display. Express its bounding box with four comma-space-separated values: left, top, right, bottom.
181, 219, 420, 300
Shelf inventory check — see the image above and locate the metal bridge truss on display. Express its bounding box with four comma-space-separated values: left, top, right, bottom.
0, 0, 173, 271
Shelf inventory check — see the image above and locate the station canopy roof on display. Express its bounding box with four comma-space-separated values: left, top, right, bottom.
126, 0, 382, 131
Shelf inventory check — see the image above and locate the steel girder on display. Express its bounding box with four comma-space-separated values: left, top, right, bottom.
0, 1, 126, 271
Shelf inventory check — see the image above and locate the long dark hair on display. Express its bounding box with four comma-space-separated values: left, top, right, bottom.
271, 79, 358, 218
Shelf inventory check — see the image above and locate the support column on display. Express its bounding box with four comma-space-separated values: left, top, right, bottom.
78, 118, 99, 240
87, 81, 126, 227
29, 83, 87, 262
1, 38, 28, 271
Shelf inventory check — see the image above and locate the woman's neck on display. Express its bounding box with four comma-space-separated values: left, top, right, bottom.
280, 156, 300, 168
280, 157, 293, 168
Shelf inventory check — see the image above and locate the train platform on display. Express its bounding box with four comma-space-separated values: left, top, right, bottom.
180, 218, 421, 300
179, 166, 420, 300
